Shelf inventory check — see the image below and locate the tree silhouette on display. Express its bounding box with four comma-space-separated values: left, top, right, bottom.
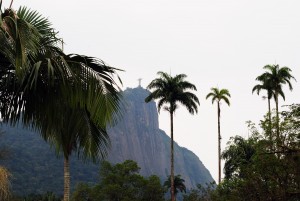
164, 175, 186, 200
255, 64, 296, 140
206, 87, 230, 184
0, 6, 122, 201
145, 72, 199, 201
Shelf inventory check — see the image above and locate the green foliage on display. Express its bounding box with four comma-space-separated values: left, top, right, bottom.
183, 182, 215, 201
164, 175, 186, 196
0, 6, 123, 129
259, 64, 296, 101
206, 88, 231, 106
183, 103, 300, 201
254, 64, 296, 141
214, 104, 300, 200
12, 192, 61, 201
143, 175, 166, 201
1, 6, 122, 201
145, 71, 200, 114
221, 135, 256, 179
70, 183, 91, 201
71, 160, 166, 201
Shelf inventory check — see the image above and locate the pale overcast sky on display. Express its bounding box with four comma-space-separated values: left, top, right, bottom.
9, 0, 300, 182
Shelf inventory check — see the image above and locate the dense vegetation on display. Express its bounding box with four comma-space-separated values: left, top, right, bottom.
184, 104, 300, 200
71, 160, 165, 201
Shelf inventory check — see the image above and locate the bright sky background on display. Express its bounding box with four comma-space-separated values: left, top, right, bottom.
8, 0, 300, 182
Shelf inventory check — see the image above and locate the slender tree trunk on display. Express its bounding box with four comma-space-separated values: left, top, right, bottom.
268, 98, 273, 151
9, 0, 13, 9
170, 111, 175, 201
268, 98, 272, 138
64, 157, 70, 201
275, 92, 280, 141
217, 102, 221, 184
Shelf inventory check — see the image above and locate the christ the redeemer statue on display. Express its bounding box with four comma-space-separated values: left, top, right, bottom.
138, 78, 142, 87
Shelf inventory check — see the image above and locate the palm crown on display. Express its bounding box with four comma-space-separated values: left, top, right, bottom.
206, 87, 231, 106
253, 64, 296, 141
258, 64, 296, 101
252, 77, 275, 100
145, 71, 200, 114
0, 7, 122, 128
164, 175, 186, 196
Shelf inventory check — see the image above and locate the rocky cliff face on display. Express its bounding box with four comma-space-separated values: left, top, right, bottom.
107, 87, 213, 188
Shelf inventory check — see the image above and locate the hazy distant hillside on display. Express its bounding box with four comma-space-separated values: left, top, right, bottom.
107, 87, 213, 188
0, 125, 100, 195
0, 87, 213, 196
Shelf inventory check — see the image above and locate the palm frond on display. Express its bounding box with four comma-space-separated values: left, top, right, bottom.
257, 64, 296, 102
206, 92, 215, 100
206, 87, 231, 106
145, 71, 199, 115
17, 6, 52, 35
222, 96, 230, 106
0, 6, 123, 165
220, 89, 231, 97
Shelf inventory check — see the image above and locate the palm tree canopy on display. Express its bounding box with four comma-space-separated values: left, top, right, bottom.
145, 71, 200, 114
0, 7, 122, 128
252, 83, 274, 100
0, 7, 48, 77
206, 87, 231, 106
258, 64, 296, 100
40, 105, 110, 161
0, 6, 123, 161
164, 175, 187, 195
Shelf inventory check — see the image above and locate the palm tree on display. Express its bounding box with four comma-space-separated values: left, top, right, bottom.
256, 64, 296, 140
206, 87, 230, 184
145, 71, 199, 201
0, 6, 122, 201
252, 78, 274, 137
164, 175, 186, 200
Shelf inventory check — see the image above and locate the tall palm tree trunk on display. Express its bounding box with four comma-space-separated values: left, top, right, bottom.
170, 111, 175, 201
268, 98, 273, 151
268, 98, 271, 132
64, 157, 70, 201
217, 102, 221, 184
275, 93, 280, 141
